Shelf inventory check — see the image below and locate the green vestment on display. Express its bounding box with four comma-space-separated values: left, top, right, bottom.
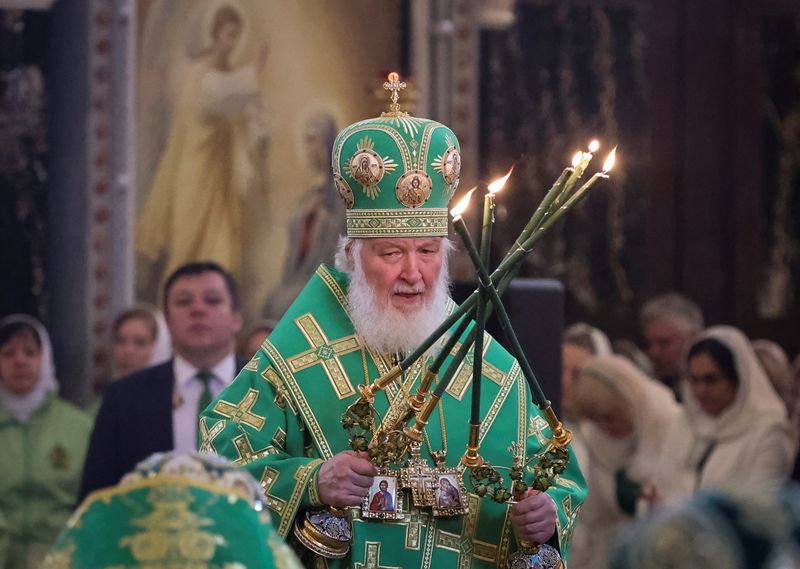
0, 395, 92, 569
200, 265, 587, 568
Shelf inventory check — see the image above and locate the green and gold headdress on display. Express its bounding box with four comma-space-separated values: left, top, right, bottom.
41, 452, 302, 569
333, 72, 461, 238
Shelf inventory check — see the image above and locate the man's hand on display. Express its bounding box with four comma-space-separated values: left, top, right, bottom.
317, 451, 377, 507
510, 489, 557, 544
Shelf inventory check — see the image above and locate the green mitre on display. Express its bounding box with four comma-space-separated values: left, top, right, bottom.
41, 452, 303, 569
332, 72, 461, 238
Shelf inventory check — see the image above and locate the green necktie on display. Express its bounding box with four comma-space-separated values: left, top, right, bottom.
196, 370, 215, 450
196, 370, 215, 417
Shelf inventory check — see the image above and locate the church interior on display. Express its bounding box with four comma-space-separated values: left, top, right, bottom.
1, 0, 800, 567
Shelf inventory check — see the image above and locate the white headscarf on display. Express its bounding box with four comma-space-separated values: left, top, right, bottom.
576, 354, 681, 481
680, 326, 788, 442
0, 314, 59, 422
564, 322, 613, 356
112, 304, 173, 379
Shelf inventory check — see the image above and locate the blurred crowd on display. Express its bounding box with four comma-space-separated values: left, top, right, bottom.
564, 293, 800, 569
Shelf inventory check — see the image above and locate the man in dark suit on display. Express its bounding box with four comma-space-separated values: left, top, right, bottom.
79, 261, 245, 500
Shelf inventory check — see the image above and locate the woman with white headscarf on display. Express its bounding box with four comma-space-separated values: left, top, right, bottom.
568, 354, 682, 569
0, 314, 93, 569
562, 322, 612, 421
87, 304, 172, 415
110, 303, 172, 380
654, 325, 795, 503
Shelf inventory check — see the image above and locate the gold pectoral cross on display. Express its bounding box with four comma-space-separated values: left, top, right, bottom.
400, 449, 435, 507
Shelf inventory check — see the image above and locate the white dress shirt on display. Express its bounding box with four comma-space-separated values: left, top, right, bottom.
172, 353, 237, 453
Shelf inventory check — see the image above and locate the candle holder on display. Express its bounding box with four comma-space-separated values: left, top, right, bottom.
460, 422, 485, 468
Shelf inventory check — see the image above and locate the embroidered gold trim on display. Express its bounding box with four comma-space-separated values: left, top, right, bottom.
244, 355, 260, 372
272, 426, 287, 451
261, 365, 297, 414
434, 493, 498, 566
346, 208, 449, 237
198, 417, 225, 453
333, 124, 413, 174
231, 432, 277, 465
557, 494, 581, 552
479, 361, 521, 445
516, 372, 527, 453
213, 388, 267, 431
260, 466, 287, 516
288, 313, 360, 399
445, 335, 506, 400
355, 541, 402, 569
308, 464, 323, 507
278, 459, 324, 536
265, 341, 333, 460
315, 265, 350, 311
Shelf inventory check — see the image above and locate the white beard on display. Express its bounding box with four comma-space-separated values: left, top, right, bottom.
347, 253, 450, 357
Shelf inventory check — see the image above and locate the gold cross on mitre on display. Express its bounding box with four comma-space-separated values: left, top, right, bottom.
382, 72, 409, 117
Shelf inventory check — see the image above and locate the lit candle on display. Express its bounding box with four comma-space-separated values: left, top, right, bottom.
471, 168, 513, 426
482, 166, 513, 266
561, 146, 593, 193
537, 147, 617, 236
555, 141, 599, 210
555, 147, 616, 214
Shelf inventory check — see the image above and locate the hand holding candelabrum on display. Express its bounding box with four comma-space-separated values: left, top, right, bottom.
317, 451, 377, 507
510, 489, 557, 544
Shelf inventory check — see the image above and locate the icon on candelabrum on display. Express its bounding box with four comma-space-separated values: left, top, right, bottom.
362, 473, 404, 520
432, 471, 468, 517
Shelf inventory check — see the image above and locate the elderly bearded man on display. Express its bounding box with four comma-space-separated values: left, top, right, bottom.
200, 90, 587, 568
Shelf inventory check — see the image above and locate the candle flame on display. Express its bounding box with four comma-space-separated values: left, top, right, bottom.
487, 166, 514, 195
588, 139, 600, 153
602, 147, 617, 173
571, 151, 583, 168
450, 188, 476, 219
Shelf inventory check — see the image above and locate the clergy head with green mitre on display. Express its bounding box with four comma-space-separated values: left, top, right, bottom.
331, 73, 462, 355
41, 452, 303, 569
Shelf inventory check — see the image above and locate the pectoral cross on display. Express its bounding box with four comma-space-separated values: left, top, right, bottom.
400, 444, 435, 507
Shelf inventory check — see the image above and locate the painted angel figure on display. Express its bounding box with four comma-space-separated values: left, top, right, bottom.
136, 2, 270, 291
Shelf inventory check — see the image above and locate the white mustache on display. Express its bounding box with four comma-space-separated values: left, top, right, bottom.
393, 284, 426, 295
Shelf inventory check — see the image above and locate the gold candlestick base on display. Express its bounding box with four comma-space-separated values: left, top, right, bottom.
293, 506, 352, 559
460, 423, 485, 468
